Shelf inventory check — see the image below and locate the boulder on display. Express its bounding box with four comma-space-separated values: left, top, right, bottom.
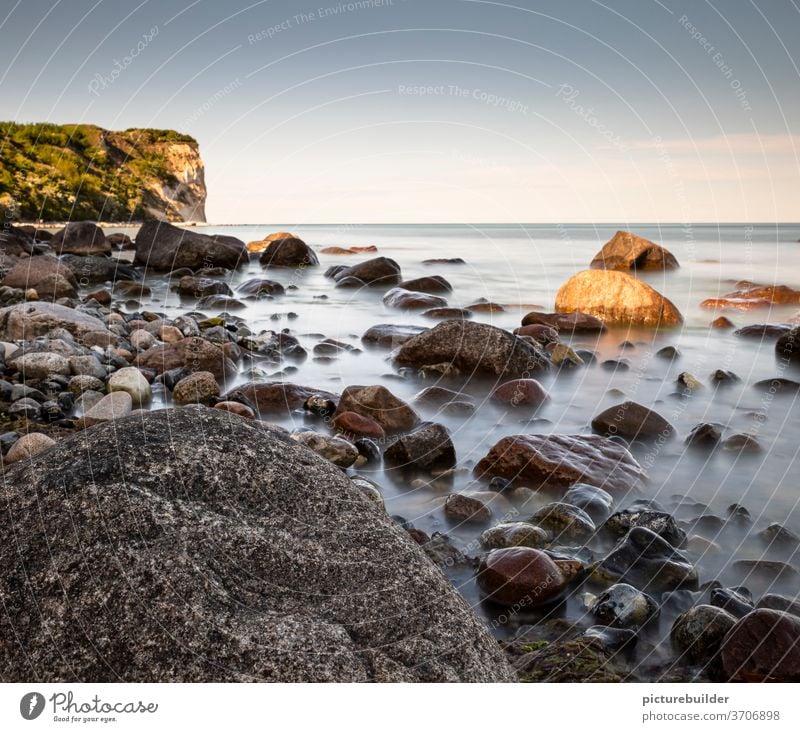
422, 308, 472, 320
479, 523, 549, 549
490, 379, 548, 409
776, 327, 800, 364
0, 302, 111, 342
50, 221, 111, 256
333, 385, 418, 433
224, 382, 338, 416
361, 323, 427, 348
9, 352, 70, 380
61, 254, 139, 285
0, 408, 513, 681
291, 431, 359, 468
134, 221, 247, 271
592, 401, 674, 440
259, 237, 319, 268
474, 434, 645, 495
477, 548, 571, 607
720, 609, 800, 681
176, 276, 232, 298
394, 320, 549, 379
1, 256, 78, 298
590, 230, 679, 271
332, 257, 401, 287
702, 283, 800, 310
555, 270, 683, 328
443, 494, 491, 524
237, 278, 286, 297
135, 337, 236, 379
384, 423, 456, 472
383, 288, 448, 310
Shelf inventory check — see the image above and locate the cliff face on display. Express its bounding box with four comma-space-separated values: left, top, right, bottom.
0, 123, 206, 222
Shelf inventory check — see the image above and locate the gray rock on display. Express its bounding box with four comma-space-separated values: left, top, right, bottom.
671, 604, 736, 669
82, 391, 132, 426
0, 302, 111, 342
107, 367, 152, 407
0, 408, 513, 681
4, 432, 56, 463
290, 431, 359, 468
69, 375, 105, 396
586, 583, 659, 627
562, 483, 614, 522
479, 522, 549, 549
68, 355, 107, 379
530, 502, 596, 541
10, 352, 71, 379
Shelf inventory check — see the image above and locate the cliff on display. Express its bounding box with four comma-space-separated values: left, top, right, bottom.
0, 123, 206, 223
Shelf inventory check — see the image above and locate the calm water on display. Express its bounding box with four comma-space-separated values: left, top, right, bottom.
109, 222, 800, 676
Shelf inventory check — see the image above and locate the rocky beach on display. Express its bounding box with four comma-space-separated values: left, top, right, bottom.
1, 219, 799, 682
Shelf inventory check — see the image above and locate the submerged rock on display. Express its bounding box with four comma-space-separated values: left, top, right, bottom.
720, 609, 800, 681
521, 311, 606, 333
477, 547, 571, 607
671, 604, 737, 670
514, 637, 624, 682
0, 408, 513, 681
604, 508, 686, 547
587, 583, 659, 627
384, 422, 456, 472
333, 384, 418, 433
592, 401, 674, 440
530, 502, 595, 541
50, 221, 111, 256
361, 323, 427, 348
479, 522, 549, 549
562, 483, 614, 522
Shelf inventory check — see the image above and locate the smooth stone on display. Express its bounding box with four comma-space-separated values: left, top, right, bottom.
384, 422, 456, 472
333, 384, 418, 433
562, 483, 614, 522
82, 391, 132, 426
331, 257, 401, 287
226, 382, 337, 416
10, 352, 70, 379
213, 401, 256, 419
479, 522, 549, 549
722, 434, 760, 452
172, 371, 220, 405
331, 411, 386, 440
671, 604, 737, 669
490, 379, 549, 409
477, 547, 569, 607
710, 587, 754, 618
360, 323, 427, 348
107, 367, 152, 407
757, 594, 800, 618
530, 502, 595, 541
604, 508, 686, 547
587, 582, 659, 627
291, 431, 359, 469
4, 432, 56, 463
721, 609, 800, 681
686, 423, 722, 448
443, 493, 491, 524
592, 401, 674, 440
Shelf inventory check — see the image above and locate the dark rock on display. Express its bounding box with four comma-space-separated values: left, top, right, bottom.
477, 547, 571, 607
757, 594, 800, 618
383, 287, 448, 310
303, 394, 337, 418
686, 423, 722, 448
656, 346, 680, 359
397, 276, 452, 293
176, 276, 232, 298
259, 237, 319, 268
530, 502, 595, 541
490, 379, 549, 409
735, 324, 791, 338
474, 433, 645, 495
760, 523, 800, 549
135, 337, 236, 379
361, 323, 426, 348
710, 369, 740, 384
581, 626, 637, 653
710, 587, 754, 618
479, 523, 549, 549
395, 320, 549, 379
421, 307, 472, 320
589, 583, 659, 627
521, 311, 606, 333
0, 408, 513, 681
237, 278, 286, 297
514, 637, 624, 682
722, 434, 760, 452
384, 422, 456, 472
776, 326, 800, 363
354, 438, 382, 464
444, 494, 491, 525
562, 483, 614, 522
753, 377, 800, 393
50, 221, 110, 256
592, 401, 674, 440
332, 257, 401, 287
61, 254, 139, 284
331, 411, 386, 440
721, 609, 800, 681
226, 382, 338, 416
135, 221, 247, 271
333, 384, 418, 433
671, 604, 737, 670
514, 324, 559, 344
594, 527, 698, 592
604, 508, 686, 547
422, 258, 465, 265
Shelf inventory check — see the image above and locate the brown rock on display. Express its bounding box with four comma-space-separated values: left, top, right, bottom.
50, 221, 111, 256
491, 379, 548, 409
515, 324, 559, 343
477, 547, 568, 607
555, 270, 683, 328
444, 494, 491, 524
591, 230, 679, 271
331, 411, 386, 440
333, 384, 418, 433
0, 302, 110, 342
384, 423, 456, 472
701, 282, 800, 310
397, 276, 452, 293
721, 609, 800, 681
172, 371, 220, 405
5, 433, 56, 464
474, 434, 646, 494
2, 256, 78, 298
135, 221, 247, 271
237, 278, 285, 297
394, 320, 549, 379
592, 401, 674, 439
213, 401, 256, 419
224, 382, 338, 416
86, 289, 112, 306
333, 257, 401, 287
711, 315, 736, 329
521, 311, 606, 333
422, 308, 472, 320
135, 337, 235, 379
259, 237, 319, 268
466, 301, 505, 313
383, 287, 448, 310
361, 323, 427, 348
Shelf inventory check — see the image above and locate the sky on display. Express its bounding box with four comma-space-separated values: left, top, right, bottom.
1, 0, 799, 223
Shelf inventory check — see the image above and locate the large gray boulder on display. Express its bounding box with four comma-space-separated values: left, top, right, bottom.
0, 302, 111, 341
134, 220, 247, 271
0, 407, 513, 682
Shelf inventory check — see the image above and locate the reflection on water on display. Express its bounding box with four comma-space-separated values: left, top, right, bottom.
112, 222, 800, 673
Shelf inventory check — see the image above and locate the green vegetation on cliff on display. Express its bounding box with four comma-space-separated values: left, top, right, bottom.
0, 123, 205, 222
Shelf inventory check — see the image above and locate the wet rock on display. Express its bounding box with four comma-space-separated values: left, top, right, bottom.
514, 637, 623, 682
361, 323, 427, 348
197, 294, 245, 310
69, 375, 104, 396
592, 401, 674, 440
422, 257, 465, 265
562, 483, 614, 522
555, 270, 683, 328
466, 301, 505, 313
530, 502, 595, 541
135, 221, 247, 271
259, 236, 319, 268
332, 257, 401, 287
81, 391, 132, 427
10, 351, 70, 379
474, 433, 645, 494
515, 324, 559, 344
479, 522, 549, 549
581, 626, 637, 653
753, 377, 800, 393
331, 411, 385, 440
732, 559, 799, 586
129, 329, 157, 351
477, 547, 570, 607
135, 337, 235, 379
172, 372, 220, 405
676, 372, 703, 390
721, 609, 800, 681
521, 311, 607, 333
383, 287, 448, 310
421, 307, 472, 320
0, 302, 111, 342
2, 255, 78, 299
107, 367, 152, 407
50, 221, 110, 256
710, 368, 739, 384
354, 438, 382, 464
8, 398, 41, 420
702, 283, 800, 310
291, 431, 359, 468
333, 384, 418, 433
776, 326, 800, 363
0, 408, 513, 681
61, 254, 139, 285
384, 422, 456, 472
444, 494, 491, 524
587, 583, 659, 627
590, 230, 679, 271
237, 278, 285, 298
604, 508, 686, 547
656, 345, 680, 359
721, 434, 760, 452
757, 594, 800, 618
735, 324, 791, 338
395, 320, 549, 379
594, 527, 698, 592
4, 432, 56, 464
227, 382, 338, 416
671, 604, 737, 669
413, 385, 469, 406
397, 275, 452, 293
711, 315, 736, 328
760, 523, 800, 549
549, 343, 585, 368
176, 276, 232, 298
490, 378, 548, 409
710, 587, 754, 618
686, 423, 721, 448
67, 355, 106, 380
213, 401, 256, 419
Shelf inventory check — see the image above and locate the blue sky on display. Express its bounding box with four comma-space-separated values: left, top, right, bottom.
2, 0, 799, 223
